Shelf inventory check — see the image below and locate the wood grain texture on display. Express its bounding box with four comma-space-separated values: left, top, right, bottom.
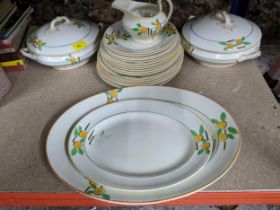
1, 192, 280, 206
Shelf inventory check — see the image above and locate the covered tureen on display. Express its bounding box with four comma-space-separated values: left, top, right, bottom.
182, 11, 262, 68
21, 16, 101, 70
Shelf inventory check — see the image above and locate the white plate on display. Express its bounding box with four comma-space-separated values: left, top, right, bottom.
96, 46, 184, 87
102, 21, 177, 55
46, 86, 241, 204
97, 46, 183, 79
67, 99, 213, 190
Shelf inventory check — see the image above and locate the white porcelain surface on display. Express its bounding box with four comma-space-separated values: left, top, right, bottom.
28, 43, 98, 67
46, 86, 241, 204
182, 38, 261, 67
112, 0, 173, 44
26, 16, 100, 56
102, 21, 177, 54
182, 11, 262, 54
68, 99, 213, 190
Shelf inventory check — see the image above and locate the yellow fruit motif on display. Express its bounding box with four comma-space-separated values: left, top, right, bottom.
227, 43, 234, 48
217, 121, 227, 129
89, 180, 97, 187
94, 187, 105, 195
218, 133, 228, 141
107, 99, 113, 104
164, 26, 173, 33
36, 39, 42, 45
140, 26, 147, 33
236, 39, 242, 45
194, 135, 203, 142
79, 131, 88, 138
155, 22, 161, 30
110, 90, 118, 97
202, 142, 210, 150
109, 35, 115, 42
69, 57, 76, 64
73, 141, 82, 148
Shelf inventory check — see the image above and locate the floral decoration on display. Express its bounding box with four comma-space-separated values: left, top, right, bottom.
65, 54, 80, 64
211, 112, 239, 150
219, 37, 251, 51
132, 19, 161, 38
71, 124, 90, 156
73, 20, 85, 28
190, 124, 211, 155
105, 88, 123, 104
84, 179, 110, 200
104, 32, 130, 45
162, 23, 177, 36
28, 35, 46, 51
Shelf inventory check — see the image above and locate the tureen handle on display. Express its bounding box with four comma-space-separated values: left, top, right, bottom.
158, 0, 173, 27
20, 48, 37, 60
237, 50, 261, 62
216, 11, 235, 31
48, 16, 71, 32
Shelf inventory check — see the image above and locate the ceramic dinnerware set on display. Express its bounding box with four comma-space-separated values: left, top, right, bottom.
33, 0, 255, 204
46, 86, 241, 205
96, 0, 184, 87
20, 0, 262, 77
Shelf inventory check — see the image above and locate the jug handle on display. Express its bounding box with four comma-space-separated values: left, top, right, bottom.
158, 0, 173, 27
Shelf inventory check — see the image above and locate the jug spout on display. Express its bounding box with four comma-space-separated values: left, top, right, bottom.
112, 0, 133, 15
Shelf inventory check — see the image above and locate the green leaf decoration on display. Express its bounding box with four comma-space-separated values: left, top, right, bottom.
133, 28, 139, 32
78, 148, 84, 155
217, 128, 222, 137
198, 149, 204, 155
228, 133, 234, 139
74, 128, 79, 137
199, 125, 205, 135
206, 149, 210, 154
211, 119, 219, 124
220, 112, 226, 121
38, 46, 42, 51
137, 32, 141, 36
228, 127, 238, 134
241, 37, 245, 40
85, 190, 94, 195
102, 194, 110, 200
71, 148, 77, 156
224, 47, 228, 51
242, 41, 251, 45
219, 42, 227, 45
80, 138, 86, 143
78, 126, 82, 131
137, 23, 141, 27
190, 130, 197, 136
89, 182, 97, 188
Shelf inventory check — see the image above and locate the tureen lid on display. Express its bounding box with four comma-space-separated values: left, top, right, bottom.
27, 16, 100, 56
182, 11, 262, 54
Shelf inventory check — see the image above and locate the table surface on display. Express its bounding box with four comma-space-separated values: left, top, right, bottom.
0, 57, 279, 205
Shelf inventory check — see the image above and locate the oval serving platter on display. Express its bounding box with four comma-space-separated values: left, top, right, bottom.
46, 86, 241, 205
67, 99, 213, 190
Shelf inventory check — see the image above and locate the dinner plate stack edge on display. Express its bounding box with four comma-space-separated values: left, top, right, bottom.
96, 21, 184, 87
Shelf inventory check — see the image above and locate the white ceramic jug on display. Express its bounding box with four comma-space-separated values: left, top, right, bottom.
112, 0, 173, 44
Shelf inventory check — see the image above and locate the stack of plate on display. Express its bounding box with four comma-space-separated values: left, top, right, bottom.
46, 86, 241, 205
96, 21, 184, 87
